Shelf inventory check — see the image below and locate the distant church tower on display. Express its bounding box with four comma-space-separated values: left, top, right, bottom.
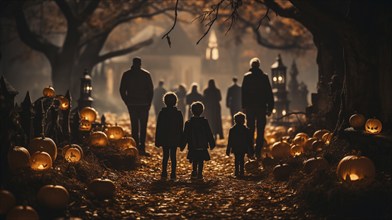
270, 54, 289, 120
288, 60, 308, 111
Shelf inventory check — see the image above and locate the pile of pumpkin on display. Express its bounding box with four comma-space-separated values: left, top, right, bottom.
349, 113, 382, 134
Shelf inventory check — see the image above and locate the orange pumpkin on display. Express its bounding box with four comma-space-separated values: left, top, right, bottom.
79, 119, 92, 131
88, 178, 116, 199
303, 137, 317, 152
290, 144, 303, 157
29, 136, 57, 161
105, 124, 124, 141
30, 151, 52, 171
270, 141, 291, 159
79, 107, 98, 123
303, 157, 329, 174
43, 86, 55, 98
90, 131, 108, 147
337, 155, 375, 184
295, 132, 309, 140
312, 140, 325, 152
244, 159, 262, 175
349, 113, 366, 130
114, 137, 136, 150
313, 129, 329, 140
6, 206, 39, 220
63, 146, 82, 163
365, 118, 382, 134
292, 136, 307, 148
57, 96, 70, 110
124, 147, 139, 158
7, 146, 30, 172
322, 132, 333, 145
37, 185, 69, 209
0, 190, 16, 215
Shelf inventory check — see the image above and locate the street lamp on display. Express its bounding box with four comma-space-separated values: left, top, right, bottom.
78, 69, 94, 110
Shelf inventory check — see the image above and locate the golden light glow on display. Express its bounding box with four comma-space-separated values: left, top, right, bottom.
349, 174, 359, 181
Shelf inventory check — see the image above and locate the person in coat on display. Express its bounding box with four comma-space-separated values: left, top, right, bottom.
226, 77, 242, 125
185, 83, 203, 120
175, 84, 187, 118
153, 80, 167, 119
181, 101, 215, 180
203, 79, 224, 140
226, 112, 253, 177
155, 92, 183, 180
120, 57, 153, 156
241, 57, 274, 159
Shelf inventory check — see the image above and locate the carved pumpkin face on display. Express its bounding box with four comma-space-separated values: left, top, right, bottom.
37, 185, 69, 209
58, 96, 70, 110
290, 144, 303, 157
30, 151, 52, 171
337, 155, 375, 184
88, 178, 116, 199
349, 114, 366, 130
79, 107, 98, 123
29, 136, 57, 161
303, 157, 329, 174
105, 125, 124, 141
270, 141, 291, 159
6, 206, 39, 220
79, 119, 92, 131
7, 146, 30, 172
64, 146, 82, 163
43, 86, 55, 98
365, 118, 382, 134
90, 131, 108, 147
0, 190, 16, 215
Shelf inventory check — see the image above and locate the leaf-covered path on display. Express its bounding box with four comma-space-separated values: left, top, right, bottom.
78, 145, 316, 219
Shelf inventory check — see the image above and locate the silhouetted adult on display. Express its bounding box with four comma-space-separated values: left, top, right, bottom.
186, 83, 203, 120
120, 57, 153, 156
242, 57, 274, 159
226, 77, 242, 125
203, 79, 224, 139
175, 84, 187, 118
153, 80, 167, 119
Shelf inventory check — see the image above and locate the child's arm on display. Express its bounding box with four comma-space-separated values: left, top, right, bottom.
226, 129, 233, 156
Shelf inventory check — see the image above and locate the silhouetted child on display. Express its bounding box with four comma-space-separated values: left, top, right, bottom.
226, 112, 253, 177
181, 101, 215, 179
155, 92, 184, 180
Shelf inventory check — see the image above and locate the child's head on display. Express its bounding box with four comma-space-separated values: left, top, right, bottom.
163, 92, 177, 107
234, 112, 246, 125
191, 101, 204, 117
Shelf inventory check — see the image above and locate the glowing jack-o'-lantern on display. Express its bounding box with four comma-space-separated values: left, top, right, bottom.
365, 118, 382, 134
290, 144, 303, 157
0, 190, 16, 215
63, 145, 83, 162
7, 146, 30, 172
322, 132, 333, 145
90, 131, 108, 147
337, 155, 375, 184
303, 157, 329, 174
43, 86, 55, 98
105, 124, 124, 141
79, 119, 92, 131
29, 136, 57, 160
270, 141, 291, 159
37, 185, 69, 209
88, 178, 116, 199
30, 151, 52, 171
6, 206, 39, 220
57, 96, 70, 110
349, 113, 366, 130
114, 137, 136, 150
80, 107, 98, 123
313, 129, 329, 140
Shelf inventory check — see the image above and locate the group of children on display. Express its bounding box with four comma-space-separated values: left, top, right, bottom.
155, 92, 253, 180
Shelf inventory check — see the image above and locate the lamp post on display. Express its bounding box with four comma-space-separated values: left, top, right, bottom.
78, 69, 93, 110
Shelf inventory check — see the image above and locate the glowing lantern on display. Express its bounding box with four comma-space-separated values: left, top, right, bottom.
6, 206, 39, 220
0, 190, 16, 215
313, 129, 329, 140
29, 136, 57, 161
337, 155, 375, 184
105, 124, 124, 141
90, 131, 108, 147
114, 137, 136, 150
79, 107, 97, 123
349, 113, 366, 130
312, 140, 325, 152
79, 119, 92, 131
43, 86, 55, 98
273, 163, 291, 181
57, 96, 70, 110
63, 145, 83, 163
30, 151, 52, 171
7, 146, 30, 172
322, 132, 333, 145
270, 141, 291, 159
303, 157, 329, 174
290, 144, 303, 157
303, 137, 317, 151
37, 185, 69, 209
88, 178, 116, 199
365, 118, 382, 134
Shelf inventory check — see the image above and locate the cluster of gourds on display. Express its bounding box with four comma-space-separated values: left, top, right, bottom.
349, 113, 382, 134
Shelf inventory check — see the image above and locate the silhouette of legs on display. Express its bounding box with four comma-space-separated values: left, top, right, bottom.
127, 105, 149, 155
245, 108, 266, 159
162, 147, 169, 178
192, 160, 204, 179
169, 147, 177, 179
234, 153, 245, 176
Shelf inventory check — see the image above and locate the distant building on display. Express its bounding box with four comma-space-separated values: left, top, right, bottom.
288, 60, 308, 111
270, 54, 289, 120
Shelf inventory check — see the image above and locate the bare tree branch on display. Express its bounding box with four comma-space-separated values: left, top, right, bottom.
196, 0, 225, 45
96, 38, 153, 63
79, 0, 100, 22
161, 0, 179, 48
